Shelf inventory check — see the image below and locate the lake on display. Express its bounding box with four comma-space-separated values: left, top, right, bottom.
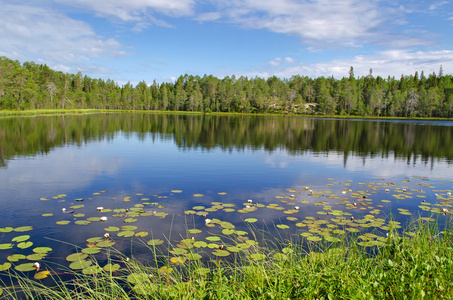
0, 113, 452, 275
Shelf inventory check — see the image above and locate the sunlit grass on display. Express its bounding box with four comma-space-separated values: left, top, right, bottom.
1, 217, 452, 299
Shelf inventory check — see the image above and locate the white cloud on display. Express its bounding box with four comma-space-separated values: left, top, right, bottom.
209, 0, 413, 48
0, 2, 125, 74
233, 49, 453, 80
56, 0, 195, 22
196, 12, 222, 22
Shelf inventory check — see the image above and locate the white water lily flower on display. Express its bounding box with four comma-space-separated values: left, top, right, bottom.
62, 208, 66, 212
96, 206, 104, 212
295, 206, 300, 210
247, 199, 253, 203
104, 233, 110, 239
100, 216, 108, 222
33, 262, 40, 271
205, 219, 211, 224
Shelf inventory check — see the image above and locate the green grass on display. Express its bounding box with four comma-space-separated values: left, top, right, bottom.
1, 108, 453, 121
1, 218, 452, 299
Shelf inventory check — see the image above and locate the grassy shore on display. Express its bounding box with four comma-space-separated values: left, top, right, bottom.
1, 219, 452, 300
1, 108, 453, 121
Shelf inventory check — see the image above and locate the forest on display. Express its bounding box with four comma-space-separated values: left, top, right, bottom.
0, 56, 452, 117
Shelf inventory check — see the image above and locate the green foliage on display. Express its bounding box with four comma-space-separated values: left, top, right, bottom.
1, 57, 453, 117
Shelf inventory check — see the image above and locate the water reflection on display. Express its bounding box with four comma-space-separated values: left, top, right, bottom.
1, 113, 452, 168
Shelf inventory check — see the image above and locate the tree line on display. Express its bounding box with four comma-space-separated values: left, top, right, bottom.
1, 56, 452, 117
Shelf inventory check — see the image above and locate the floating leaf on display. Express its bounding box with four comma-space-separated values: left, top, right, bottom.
66, 253, 88, 262
15, 263, 36, 272
194, 241, 208, 248
212, 250, 230, 257
69, 260, 92, 270
250, 253, 266, 261
244, 218, 257, 223
104, 263, 121, 272
124, 218, 138, 223
135, 232, 149, 237
185, 253, 202, 260
87, 217, 101, 222
104, 226, 120, 232
192, 194, 204, 197
86, 237, 103, 243
82, 266, 103, 275
121, 225, 138, 231
41, 213, 53, 217
81, 247, 101, 255
97, 240, 115, 248
188, 229, 202, 234
26, 253, 46, 261
7, 254, 26, 262
273, 253, 288, 261
154, 212, 168, 217
147, 239, 164, 246
34, 271, 50, 280
70, 205, 84, 209
17, 242, 33, 249
0, 262, 12, 271
56, 220, 71, 225
170, 257, 187, 264
73, 213, 85, 218
276, 224, 289, 229
75, 220, 91, 225
12, 235, 30, 243
0, 227, 14, 233
171, 190, 183, 193
117, 231, 135, 238
205, 236, 221, 242
14, 226, 33, 232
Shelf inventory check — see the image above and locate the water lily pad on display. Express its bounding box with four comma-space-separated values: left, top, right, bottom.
26, 253, 46, 261
185, 253, 202, 260
41, 213, 53, 217
170, 256, 187, 264
194, 241, 208, 248
276, 224, 289, 229
244, 218, 257, 223
12, 235, 30, 243
147, 239, 164, 246
192, 194, 204, 197
7, 254, 26, 262
81, 247, 101, 255
154, 212, 168, 217
250, 253, 266, 261
0, 262, 12, 271
0, 227, 14, 233
69, 260, 92, 270
121, 225, 138, 231
104, 263, 120, 272
56, 220, 71, 225
194, 268, 210, 275
97, 240, 115, 248
70, 205, 84, 209
117, 231, 135, 238
13, 226, 33, 232
87, 217, 101, 222
124, 218, 138, 223
85, 237, 103, 244
33, 270, 51, 280
212, 250, 230, 257
205, 236, 221, 242
222, 229, 235, 235
15, 263, 36, 272
75, 220, 91, 225
187, 229, 202, 234
171, 190, 183, 193
104, 226, 120, 232
66, 253, 88, 262
135, 232, 149, 237
306, 236, 322, 242
273, 253, 288, 261
82, 266, 103, 275
17, 242, 33, 249
73, 213, 85, 218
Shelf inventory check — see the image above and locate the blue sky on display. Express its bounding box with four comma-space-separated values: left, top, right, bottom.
0, 0, 452, 85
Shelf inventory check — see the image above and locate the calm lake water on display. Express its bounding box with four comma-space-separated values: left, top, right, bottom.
0, 113, 452, 274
